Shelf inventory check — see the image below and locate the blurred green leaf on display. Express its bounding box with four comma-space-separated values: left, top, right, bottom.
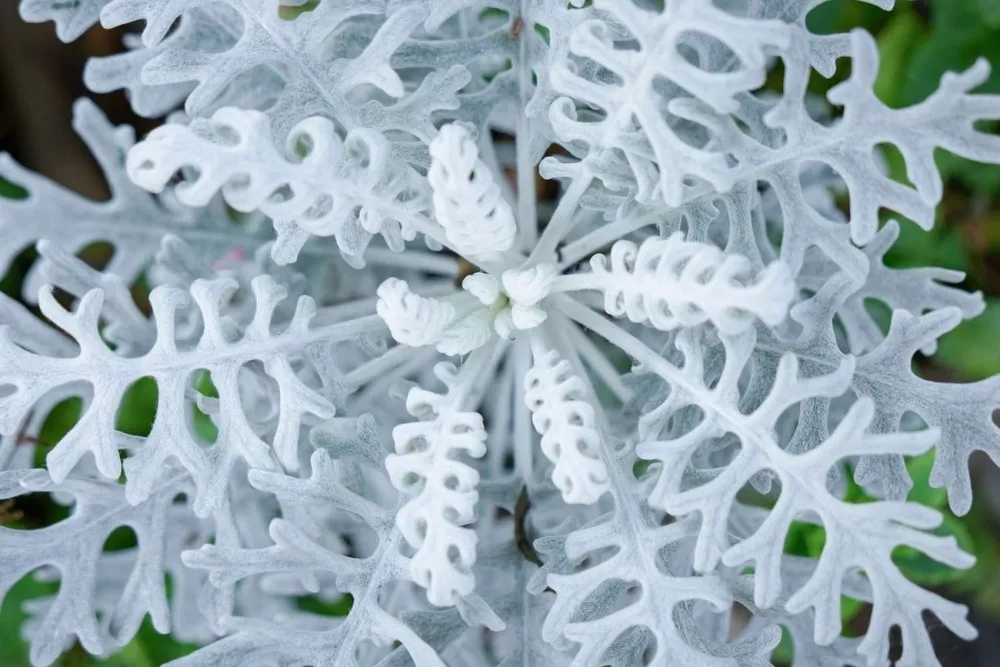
297, 594, 353, 617
894, 514, 974, 586
874, 8, 924, 107
38, 398, 83, 445
883, 218, 969, 272
898, 0, 1000, 128
929, 0, 991, 39
951, 504, 1000, 619
278, 0, 318, 19
134, 621, 199, 663
783, 520, 821, 558
0, 177, 28, 200
935, 299, 1000, 379
92, 641, 154, 667
116, 378, 158, 438
0, 577, 54, 666
191, 371, 220, 442
900, 34, 1000, 107
891, 449, 974, 586
102, 525, 139, 552
771, 628, 794, 666
981, 0, 1000, 26
907, 451, 949, 510
36, 398, 84, 474
806, 0, 888, 35
935, 146, 1000, 193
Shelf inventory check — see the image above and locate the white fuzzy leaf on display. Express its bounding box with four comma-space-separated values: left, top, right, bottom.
524, 336, 609, 504
386, 358, 490, 607
560, 233, 793, 335
128, 108, 433, 264
428, 123, 517, 259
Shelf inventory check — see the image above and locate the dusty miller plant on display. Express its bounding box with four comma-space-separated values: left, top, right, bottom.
2, 0, 1000, 665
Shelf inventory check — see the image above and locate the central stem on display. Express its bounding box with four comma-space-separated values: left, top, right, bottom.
515, 5, 539, 253
527, 175, 591, 265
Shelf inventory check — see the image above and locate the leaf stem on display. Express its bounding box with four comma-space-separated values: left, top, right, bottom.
527, 175, 591, 265
515, 1, 538, 253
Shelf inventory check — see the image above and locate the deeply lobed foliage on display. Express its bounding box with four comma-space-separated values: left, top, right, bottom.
3, 1, 1000, 666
